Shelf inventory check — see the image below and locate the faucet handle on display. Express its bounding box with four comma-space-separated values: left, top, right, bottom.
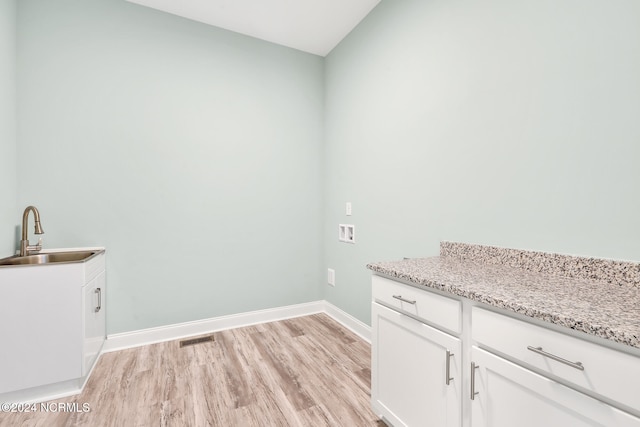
26, 237, 43, 254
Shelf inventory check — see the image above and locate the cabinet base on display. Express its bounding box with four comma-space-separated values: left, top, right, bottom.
0, 351, 102, 404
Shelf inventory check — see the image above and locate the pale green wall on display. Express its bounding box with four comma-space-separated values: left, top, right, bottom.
13, 0, 640, 334
324, 0, 640, 323
0, 0, 17, 255
17, 0, 324, 334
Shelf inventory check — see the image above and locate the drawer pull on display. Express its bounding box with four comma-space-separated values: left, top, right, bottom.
527, 346, 584, 371
392, 295, 416, 305
470, 362, 479, 400
445, 350, 454, 385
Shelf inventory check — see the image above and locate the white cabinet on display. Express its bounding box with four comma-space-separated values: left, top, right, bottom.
82, 270, 105, 376
372, 303, 461, 427
371, 276, 462, 427
372, 275, 461, 334
470, 346, 640, 427
0, 250, 106, 402
371, 275, 640, 427
472, 307, 640, 414
0, 263, 82, 394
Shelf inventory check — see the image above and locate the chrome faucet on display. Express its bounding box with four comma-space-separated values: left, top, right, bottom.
20, 206, 45, 256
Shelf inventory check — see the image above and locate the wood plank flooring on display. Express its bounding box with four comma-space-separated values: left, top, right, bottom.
0, 314, 384, 427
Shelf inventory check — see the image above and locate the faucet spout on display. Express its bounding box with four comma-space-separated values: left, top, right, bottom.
20, 206, 45, 257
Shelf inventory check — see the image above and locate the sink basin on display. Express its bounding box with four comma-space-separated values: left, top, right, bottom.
0, 250, 99, 267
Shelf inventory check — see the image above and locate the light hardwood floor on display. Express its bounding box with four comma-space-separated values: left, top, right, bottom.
0, 314, 384, 427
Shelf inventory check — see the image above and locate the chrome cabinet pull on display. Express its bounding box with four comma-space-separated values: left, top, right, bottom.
470, 362, 479, 400
527, 346, 584, 371
392, 295, 416, 305
95, 288, 102, 313
445, 350, 454, 385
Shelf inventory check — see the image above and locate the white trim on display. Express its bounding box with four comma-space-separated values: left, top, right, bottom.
103, 300, 326, 352
0, 378, 83, 405
0, 353, 102, 404
323, 301, 371, 343
104, 300, 371, 352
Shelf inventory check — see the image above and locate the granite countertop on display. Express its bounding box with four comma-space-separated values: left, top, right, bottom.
367, 242, 640, 350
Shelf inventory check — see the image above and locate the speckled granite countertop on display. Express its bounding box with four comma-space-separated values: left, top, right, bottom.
367, 242, 640, 350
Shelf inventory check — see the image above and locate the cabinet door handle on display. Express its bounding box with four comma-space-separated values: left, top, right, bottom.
470, 362, 479, 400
95, 288, 102, 313
527, 346, 584, 371
392, 295, 416, 304
445, 350, 454, 385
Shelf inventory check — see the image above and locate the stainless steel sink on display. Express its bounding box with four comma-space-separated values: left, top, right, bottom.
0, 250, 99, 267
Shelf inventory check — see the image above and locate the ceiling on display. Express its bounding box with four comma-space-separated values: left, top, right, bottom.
125, 0, 382, 57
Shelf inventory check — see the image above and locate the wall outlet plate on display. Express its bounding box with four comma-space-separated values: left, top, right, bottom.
327, 268, 335, 286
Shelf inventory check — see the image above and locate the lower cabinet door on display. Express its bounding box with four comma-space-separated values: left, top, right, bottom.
372, 302, 461, 427
82, 271, 106, 376
470, 346, 640, 427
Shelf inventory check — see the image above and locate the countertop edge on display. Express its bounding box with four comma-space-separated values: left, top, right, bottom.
367, 263, 640, 350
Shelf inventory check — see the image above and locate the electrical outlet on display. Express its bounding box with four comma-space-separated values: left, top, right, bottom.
327, 268, 335, 287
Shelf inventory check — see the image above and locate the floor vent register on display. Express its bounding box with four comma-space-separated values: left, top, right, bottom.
179, 335, 215, 348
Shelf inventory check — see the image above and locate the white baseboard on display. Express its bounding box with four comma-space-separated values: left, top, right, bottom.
104, 300, 370, 352
0, 352, 102, 404
323, 301, 371, 343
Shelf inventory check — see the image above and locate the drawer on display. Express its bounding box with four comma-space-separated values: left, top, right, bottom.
472, 306, 640, 412
372, 275, 461, 334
